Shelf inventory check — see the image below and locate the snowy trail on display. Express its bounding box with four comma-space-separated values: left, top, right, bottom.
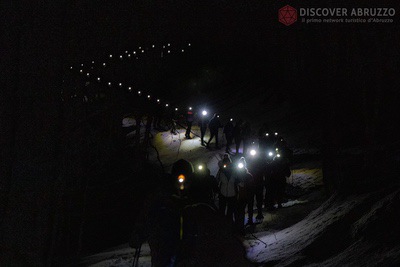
82, 127, 329, 266
82, 126, 400, 266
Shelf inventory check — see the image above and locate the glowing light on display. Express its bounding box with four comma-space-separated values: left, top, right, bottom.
81, 63, 84, 67
133, 51, 136, 54
103, 63, 106, 66
175, 108, 178, 111
266, 133, 269, 136
125, 51, 128, 54
198, 165, 203, 170
230, 118, 233, 122
120, 55, 123, 59
157, 99, 160, 102
108, 82, 112, 86
163, 45, 165, 48
92, 61, 95, 64
128, 87, 132, 91
109, 54, 112, 58
238, 163, 244, 169
182, 49, 184, 52
167, 50, 170, 53
277, 154, 281, 158
188, 43, 191, 46
86, 73, 90, 76
165, 103, 169, 107
202, 110, 207, 116
138, 91, 141, 95
217, 115, 220, 118
97, 77, 101, 81
79, 69, 83, 73
70, 66, 73, 69
223, 164, 227, 168
147, 95, 151, 99
128, 54, 131, 57
139, 47, 141, 49
275, 132, 278, 136
167, 43, 170, 46
268, 152, 274, 157
275, 148, 279, 151
178, 174, 185, 183
250, 150, 257, 156
152, 45, 155, 48
119, 83, 122, 87
188, 107, 192, 110
141, 50, 144, 53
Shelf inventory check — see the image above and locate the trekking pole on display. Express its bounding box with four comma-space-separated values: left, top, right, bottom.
132, 244, 142, 267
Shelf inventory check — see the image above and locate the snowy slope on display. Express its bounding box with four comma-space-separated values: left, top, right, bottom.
81, 125, 400, 267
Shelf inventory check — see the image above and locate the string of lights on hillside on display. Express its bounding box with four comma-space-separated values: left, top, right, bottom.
65, 42, 192, 111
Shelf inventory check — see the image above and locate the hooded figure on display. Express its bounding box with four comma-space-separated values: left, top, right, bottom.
232, 157, 254, 234
130, 159, 193, 266
130, 159, 251, 266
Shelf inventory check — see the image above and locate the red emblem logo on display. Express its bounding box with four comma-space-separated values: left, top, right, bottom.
279, 5, 298, 26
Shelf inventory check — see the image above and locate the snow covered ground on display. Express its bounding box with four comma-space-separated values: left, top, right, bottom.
81, 126, 400, 267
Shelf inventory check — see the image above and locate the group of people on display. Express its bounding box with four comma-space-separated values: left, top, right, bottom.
129, 107, 295, 265
130, 159, 251, 266
182, 107, 284, 157
216, 147, 291, 235
130, 133, 293, 265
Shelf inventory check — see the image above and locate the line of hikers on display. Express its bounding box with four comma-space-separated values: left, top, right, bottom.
130, 142, 292, 266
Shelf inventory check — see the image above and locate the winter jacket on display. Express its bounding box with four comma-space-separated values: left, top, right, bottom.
232, 170, 254, 201
208, 117, 222, 132
247, 158, 266, 186
186, 111, 194, 122
216, 169, 236, 197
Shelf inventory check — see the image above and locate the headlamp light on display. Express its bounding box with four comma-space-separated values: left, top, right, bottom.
178, 174, 186, 190
268, 152, 274, 157
178, 174, 185, 183
238, 163, 244, 169
198, 165, 203, 170
250, 149, 257, 156
202, 110, 207, 116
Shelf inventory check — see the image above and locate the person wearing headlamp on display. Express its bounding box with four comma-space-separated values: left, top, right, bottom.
192, 162, 217, 205
206, 113, 222, 149
223, 118, 234, 153
185, 107, 194, 139
130, 159, 194, 266
265, 154, 291, 210
232, 157, 254, 234
246, 151, 267, 222
199, 110, 208, 146
216, 154, 236, 223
